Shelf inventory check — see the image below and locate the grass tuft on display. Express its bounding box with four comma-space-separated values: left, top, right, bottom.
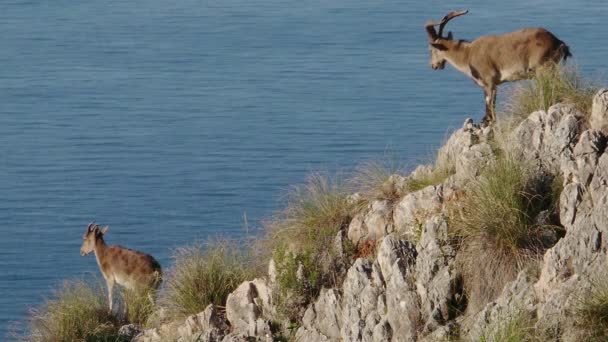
480, 310, 536, 342
160, 242, 255, 320
264, 173, 355, 321
450, 154, 561, 311
502, 64, 598, 125
118, 288, 157, 327
575, 276, 608, 341
349, 159, 406, 204
23, 280, 121, 342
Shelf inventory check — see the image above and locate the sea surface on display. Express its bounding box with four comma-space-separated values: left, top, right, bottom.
1, 0, 607, 338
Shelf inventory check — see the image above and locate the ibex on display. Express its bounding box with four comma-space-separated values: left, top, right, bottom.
426, 10, 571, 125
80, 222, 162, 311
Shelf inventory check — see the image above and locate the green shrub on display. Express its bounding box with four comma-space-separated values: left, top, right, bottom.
451, 154, 560, 311
575, 276, 608, 341
23, 280, 121, 342
160, 242, 255, 320
502, 65, 598, 125
265, 173, 354, 321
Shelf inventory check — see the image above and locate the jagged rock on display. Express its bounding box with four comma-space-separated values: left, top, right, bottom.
393, 185, 443, 239
340, 258, 384, 341
225, 279, 273, 339
436, 118, 493, 183
378, 236, 420, 341
118, 324, 142, 340
511, 104, 583, 173
176, 305, 229, 342
415, 216, 459, 332
348, 199, 393, 244
221, 333, 271, 342
455, 142, 493, 180
295, 289, 342, 342
564, 129, 607, 186
135, 305, 229, 342
590, 88, 608, 133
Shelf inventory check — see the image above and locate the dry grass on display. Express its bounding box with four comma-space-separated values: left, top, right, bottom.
574, 275, 608, 341
118, 288, 157, 327
160, 242, 255, 321
450, 154, 560, 311
501, 64, 598, 126
264, 173, 355, 321
406, 165, 452, 192
349, 159, 406, 204
479, 310, 536, 342
22, 280, 121, 342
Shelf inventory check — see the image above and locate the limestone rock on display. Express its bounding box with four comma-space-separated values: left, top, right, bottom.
590, 88, 608, 133
295, 289, 342, 342
118, 324, 142, 340
348, 199, 394, 244
225, 279, 273, 338
415, 216, 459, 332
511, 104, 584, 173
176, 305, 229, 342
393, 185, 443, 239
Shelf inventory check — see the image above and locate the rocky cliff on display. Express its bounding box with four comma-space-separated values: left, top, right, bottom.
131, 89, 608, 342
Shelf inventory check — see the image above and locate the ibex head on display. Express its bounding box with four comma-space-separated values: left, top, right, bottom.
80, 222, 109, 256
425, 10, 468, 70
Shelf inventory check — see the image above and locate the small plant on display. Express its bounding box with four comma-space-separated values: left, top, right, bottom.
479, 310, 536, 342
574, 276, 608, 341
264, 173, 355, 321
23, 280, 121, 342
451, 154, 561, 310
160, 242, 255, 320
502, 64, 598, 125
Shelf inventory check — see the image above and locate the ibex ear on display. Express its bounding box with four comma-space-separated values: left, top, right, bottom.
100, 226, 109, 235
446, 31, 453, 40
431, 42, 448, 51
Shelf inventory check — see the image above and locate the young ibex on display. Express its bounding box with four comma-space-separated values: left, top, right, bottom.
426, 10, 571, 125
80, 222, 162, 311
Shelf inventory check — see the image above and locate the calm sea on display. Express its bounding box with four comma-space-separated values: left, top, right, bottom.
1, 0, 607, 338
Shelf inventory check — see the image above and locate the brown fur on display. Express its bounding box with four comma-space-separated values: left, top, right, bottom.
81, 223, 162, 311
426, 11, 571, 125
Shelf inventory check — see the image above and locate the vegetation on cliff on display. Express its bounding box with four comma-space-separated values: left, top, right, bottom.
21, 65, 607, 341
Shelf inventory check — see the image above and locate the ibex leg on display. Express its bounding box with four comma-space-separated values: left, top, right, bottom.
481, 87, 493, 126
106, 278, 115, 312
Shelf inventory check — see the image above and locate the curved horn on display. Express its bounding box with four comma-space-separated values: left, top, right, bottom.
437, 10, 469, 38
87, 221, 96, 231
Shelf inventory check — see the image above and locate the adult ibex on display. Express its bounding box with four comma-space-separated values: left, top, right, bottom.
426, 10, 571, 125
80, 222, 162, 311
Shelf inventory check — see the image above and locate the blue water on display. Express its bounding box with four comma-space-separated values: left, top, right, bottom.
1, 0, 607, 338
